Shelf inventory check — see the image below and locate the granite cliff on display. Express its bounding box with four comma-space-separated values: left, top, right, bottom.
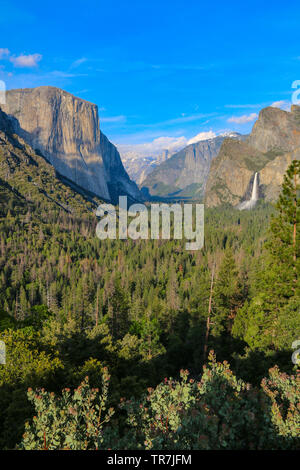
141, 133, 241, 200
0, 86, 142, 203
0, 107, 103, 215
205, 105, 300, 207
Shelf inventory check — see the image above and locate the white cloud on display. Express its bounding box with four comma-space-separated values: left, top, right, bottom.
0, 48, 10, 59
116, 129, 241, 161
187, 131, 216, 145
50, 70, 86, 78
101, 115, 127, 123
227, 113, 258, 124
225, 103, 265, 109
270, 100, 291, 111
162, 113, 213, 126
118, 136, 187, 159
71, 57, 88, 69
128, 113, 215, 130
147, 136, 187, 151
10, 53, 42, 68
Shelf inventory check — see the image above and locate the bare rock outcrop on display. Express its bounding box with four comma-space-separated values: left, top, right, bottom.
141, 135, 241, 199
1, 86, 142, 203
205, 106, 300, 207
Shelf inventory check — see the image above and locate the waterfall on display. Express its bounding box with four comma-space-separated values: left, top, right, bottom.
238, 172, 259, 210
250, 171, 258, 202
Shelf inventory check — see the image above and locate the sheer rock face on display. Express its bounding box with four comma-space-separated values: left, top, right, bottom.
1, 86, 141, 203
205, 106, 300, 207
248, 105, 300, 153
141, 135, 239, 199
0, 107, 12, 134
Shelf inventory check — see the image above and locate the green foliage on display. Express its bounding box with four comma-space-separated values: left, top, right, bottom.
213, 249, 243, 336
0, 328, 63, 448
19, 354, 300, 450
0, 328, 62, 388
0, 310, 16, 331
20, 369, 114, 450
233, 160, 300, 352
261, 366, 300, 443
0, 147, 299, 450
120, 351, 268, 449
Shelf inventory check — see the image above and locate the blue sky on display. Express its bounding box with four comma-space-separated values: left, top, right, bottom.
0, 0, 300, 151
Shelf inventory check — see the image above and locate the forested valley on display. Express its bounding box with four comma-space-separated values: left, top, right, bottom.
0, 162, 299, 450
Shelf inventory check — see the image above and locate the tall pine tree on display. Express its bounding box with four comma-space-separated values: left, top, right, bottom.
233, 161, 300, 351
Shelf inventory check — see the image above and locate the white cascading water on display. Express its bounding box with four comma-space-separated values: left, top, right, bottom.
238, 172, 259, 210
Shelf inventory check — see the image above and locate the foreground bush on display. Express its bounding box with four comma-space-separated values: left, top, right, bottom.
20, 368, 114, 450
121, 352, 299, 450
19, 353, 299, 450
261, 366, 300, 444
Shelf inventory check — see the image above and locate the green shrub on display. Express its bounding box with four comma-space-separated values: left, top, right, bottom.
19, 353, 300, 450
261, 366, 300, 447
121, 351, 266, 449
20, 368, 114, 450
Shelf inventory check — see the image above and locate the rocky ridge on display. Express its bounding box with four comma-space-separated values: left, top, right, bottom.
205, 106, 300, 207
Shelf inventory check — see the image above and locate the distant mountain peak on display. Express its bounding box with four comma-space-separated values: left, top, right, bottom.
219, 131, 241, 138
141, 133, 240, 200
187, 131, 216, 145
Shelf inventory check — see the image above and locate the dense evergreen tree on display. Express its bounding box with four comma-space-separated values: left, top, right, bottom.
213, 249, 243, 336
233, 160, 300, 351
